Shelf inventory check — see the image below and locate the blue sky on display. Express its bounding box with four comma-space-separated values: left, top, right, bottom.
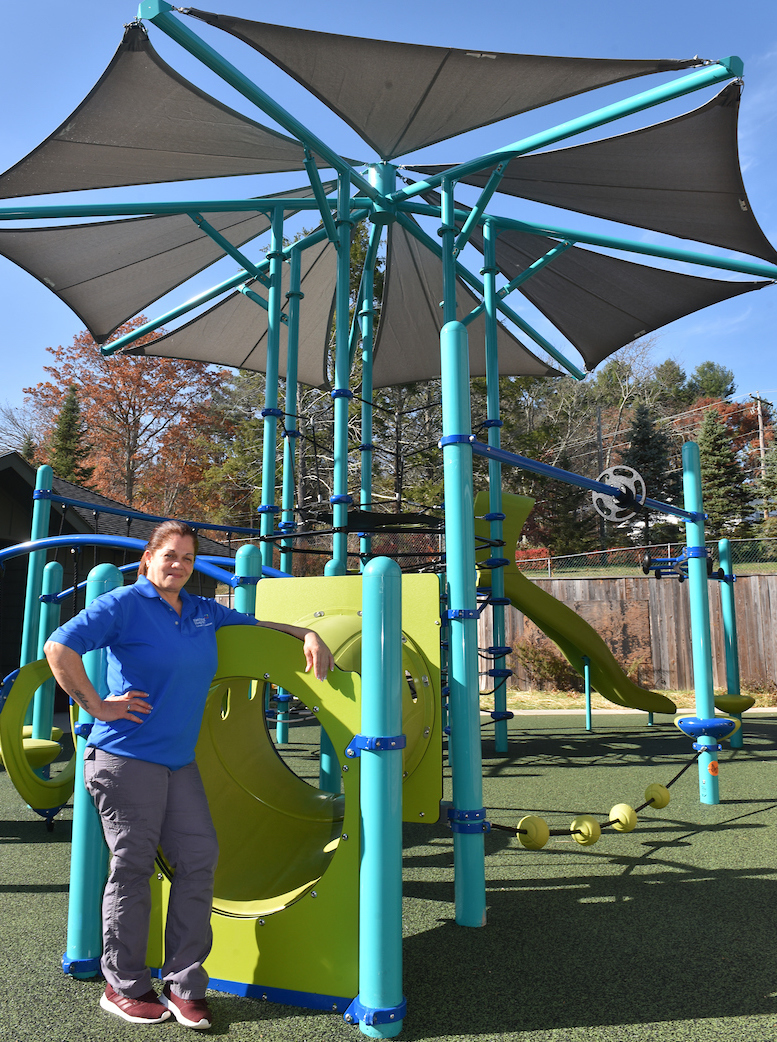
0, 0, 775, 414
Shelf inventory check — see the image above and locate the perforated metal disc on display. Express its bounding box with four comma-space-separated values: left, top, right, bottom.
592, 465, 647, 522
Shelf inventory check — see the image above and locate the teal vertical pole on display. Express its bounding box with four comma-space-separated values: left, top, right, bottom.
439, 573, 449, 735
718, 538, 743, 749
441, 321, 487, 928
259, 206, 284, 572
22, 465, 53, 725
440, 179, 457, 324
319, 728, 341, 794
359, 272, 374, 572
64, 563, 123, 979
280, 247, 302, 579
350, 556, 404, 1038
682, 442, 719, 805
359, 172, 388, 571
583, 656, 592, 732
326, 172, 354, 578
483, 220, 508, 754
234, 544, 261, 616
32, 562, 64, 777
276, 249, 303, 745
439, 180, 455, 742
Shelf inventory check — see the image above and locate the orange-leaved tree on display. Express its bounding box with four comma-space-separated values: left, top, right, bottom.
25, 318, 233, 517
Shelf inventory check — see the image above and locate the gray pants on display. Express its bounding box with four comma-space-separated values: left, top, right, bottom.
84, 747, 219, 999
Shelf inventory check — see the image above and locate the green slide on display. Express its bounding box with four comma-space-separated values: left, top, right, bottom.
475, 492, 676, 715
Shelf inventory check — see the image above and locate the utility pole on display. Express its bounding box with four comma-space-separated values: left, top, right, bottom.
596, 406, 606, 548
750, 393, 768, 518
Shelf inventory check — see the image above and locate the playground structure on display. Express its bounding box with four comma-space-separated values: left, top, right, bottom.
0, 4, 776, 1035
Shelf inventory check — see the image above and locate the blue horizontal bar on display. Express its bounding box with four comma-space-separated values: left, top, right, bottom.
0, 535, 245, 587
35, 489, 263, 536
468, 440, 698, 521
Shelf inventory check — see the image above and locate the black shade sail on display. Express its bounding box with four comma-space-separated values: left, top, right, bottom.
128, 237, 337, 389
372, 222, 559, 386
0, 24, 318, 199
186, 9, 700, 160
413, 83, 777, 263
0, 183, 334, 344
469, 224, 769, 370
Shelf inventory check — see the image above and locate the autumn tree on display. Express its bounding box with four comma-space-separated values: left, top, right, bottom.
24, 318, 228, 515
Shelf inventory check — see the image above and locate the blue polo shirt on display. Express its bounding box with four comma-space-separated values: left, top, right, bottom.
48, 575, 255, 770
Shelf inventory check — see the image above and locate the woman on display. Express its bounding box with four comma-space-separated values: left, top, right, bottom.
45, 521, 334, 1030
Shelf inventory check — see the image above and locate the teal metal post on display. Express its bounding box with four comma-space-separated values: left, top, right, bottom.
359, 269, 375, 571
348, 557, 404, 1037
22, 466, 53, 725
358, 169, 390, 570
234, 544, 261, 616
583, 656, 592, 732
64, 563, 123, 978
681, 442, 719, 805
325, 171, 354, 578
440, 321, 487, 928
32, 562, 64, 773
483, 221, 509, 754
273, 250, 302, 745
259, 206, 284, 572
280, 248, 303, 579
719, 538, 744, 749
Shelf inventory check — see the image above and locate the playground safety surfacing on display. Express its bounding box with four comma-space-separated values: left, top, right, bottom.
2, 710, 776, 1041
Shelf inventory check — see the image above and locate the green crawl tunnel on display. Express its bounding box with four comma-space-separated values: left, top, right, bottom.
191, 625, 356, 918
167, 583, 442, 1003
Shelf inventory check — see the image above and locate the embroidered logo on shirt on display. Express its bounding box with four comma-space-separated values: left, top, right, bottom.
193, 616, 212, 628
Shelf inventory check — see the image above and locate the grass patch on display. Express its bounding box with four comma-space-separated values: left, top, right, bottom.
480, 686, 777, 712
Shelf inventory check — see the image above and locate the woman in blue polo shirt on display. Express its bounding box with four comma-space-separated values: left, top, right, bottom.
45, 520, 333, 1030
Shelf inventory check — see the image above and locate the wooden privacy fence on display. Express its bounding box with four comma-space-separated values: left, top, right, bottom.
478, 574, 777, 692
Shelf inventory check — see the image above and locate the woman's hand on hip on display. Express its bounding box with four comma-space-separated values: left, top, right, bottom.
100, 690, 152, 724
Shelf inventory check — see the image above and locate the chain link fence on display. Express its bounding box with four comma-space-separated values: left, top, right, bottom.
517, 538, 777, 579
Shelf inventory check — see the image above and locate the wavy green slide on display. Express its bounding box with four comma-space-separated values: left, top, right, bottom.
475, 491, 676, 715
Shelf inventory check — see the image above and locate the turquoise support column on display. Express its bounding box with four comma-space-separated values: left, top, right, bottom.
347, 556, 404, 1037
22, 465, 53, 725
440, 321, 487, 928
719, 538, 744, 749
583, 656, 592, 733
358, 181, 387, 571
234, 544, 261, 616
280, 248, 302, 579
681, 442, 719, 805
325, 171, 354, 578
259, 206, 284, 572
359, 274, 374, 572
276, 249, 303, 744
321, 176, 353, 779
319, 728, 341, 794
64, 563, 123, 979
483, 220, 509, 754
32, 562, 64, 775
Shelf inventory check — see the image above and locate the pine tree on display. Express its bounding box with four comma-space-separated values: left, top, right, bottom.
48, 384, 94, 485
621, 403, 681, 543
687, 361, 736, 401
20, 432, 36, 463
697, 409, 752, 538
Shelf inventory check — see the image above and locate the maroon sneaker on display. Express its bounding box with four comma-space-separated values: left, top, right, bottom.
161, 983, 213, 1030
99, 983, 171, 1024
